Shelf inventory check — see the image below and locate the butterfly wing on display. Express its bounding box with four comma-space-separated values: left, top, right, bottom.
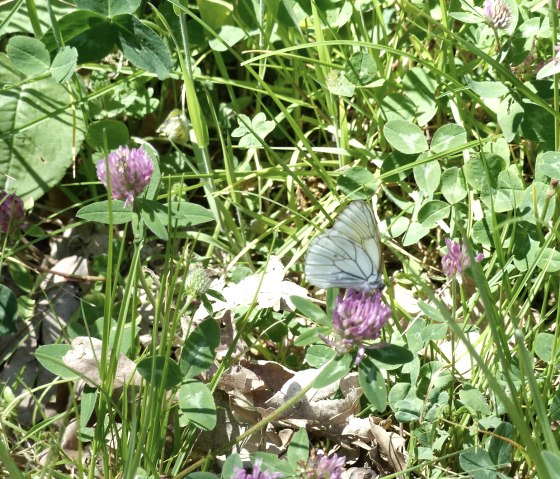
305, 201, 384, 291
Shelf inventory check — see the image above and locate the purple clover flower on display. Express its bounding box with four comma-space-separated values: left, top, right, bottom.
441, 238, 484, 280
305, 454, 346, 479
96, 145, 154, 206
483, 0, 513, 30
0, 192, 25, 234
231, 459, 282, 479
328, 289, 390, 363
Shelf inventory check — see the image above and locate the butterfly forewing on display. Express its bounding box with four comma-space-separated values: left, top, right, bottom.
305, 200, 384, 291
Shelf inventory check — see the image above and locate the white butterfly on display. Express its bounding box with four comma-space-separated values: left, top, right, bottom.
305, 200, 384, 291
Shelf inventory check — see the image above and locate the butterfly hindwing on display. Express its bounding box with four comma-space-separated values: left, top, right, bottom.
305, 200, 384, 291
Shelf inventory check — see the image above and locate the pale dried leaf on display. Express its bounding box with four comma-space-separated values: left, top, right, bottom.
263, 370, 361, 424
194, 256, 308, 320
370, 423, 407, 473
392, 284, 419, 315
345, 467, 377, 479
62, 337, 142, 388
40, 255, 89, 287
61, 418, 80, 459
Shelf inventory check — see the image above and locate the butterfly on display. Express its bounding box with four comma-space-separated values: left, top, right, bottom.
304, 200, 384, 291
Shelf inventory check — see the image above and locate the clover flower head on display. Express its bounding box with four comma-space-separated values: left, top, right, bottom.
185, 268, 212, 298
231, 459, 283, 479
305, 454, 346, 479
441, 238, 484, 280
483, 0, 513, 30
96, 145, 154, 206
0, 191, 25, 234
327, 289, 390, 363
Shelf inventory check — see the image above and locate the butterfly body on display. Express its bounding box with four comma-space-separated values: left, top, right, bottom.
305, 200, 384, 291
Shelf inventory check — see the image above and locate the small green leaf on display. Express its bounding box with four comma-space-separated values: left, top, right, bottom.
368, 344, 415, 370
394, 397, 423, 422
42, 10, 117, 63
305, 344, 336, 368
76, 0, 142, 17
489, 422, 514, 467
519, 182, 555, 225
497, 96, 524, 142
359, 356, 387, 412
459, 448, 496, 479
187, 473, 218, 479
76, 200, 133, 224
538, 151, 560, 179
463, 154, 506, 191
79, 389, 97, 428
542, 451, 560, 478
208, 25, 246, 52
421, 324, 447, 341
314, 354, 352, 388
345, 52, 377, 85
251, 453, 295, 476
8, 262, 34, 293
537, 59, 560, 79
337, 166, 379, 199
325, 69, 355, 97
136, 356, 182, 389
0, 285, 19, 335
221, 455, 243, 479
535, 333, 556, 363
180, 319, 220, 378
402, 67, 438, 126
550, 392, 560, 421
459, 386, 492, 415
536, 248, 560, 272
287, 428, 309, 467
418, 200, 450, 229
178, 380, 217, 430
380, 93, 418, 123
381, 151, 416, 182
231, 113, 275, 148
512, 224, 541, 272
402, 221, 429, 246
413, 160, 441, 196
86, 120, 129, 150
140, 200, 168, 241
490, 165, 524, 212
449, 12, 481, 23
165, 202, 215, 227
430, 124, 467, 153
418, 301, 446, 322
113, 14, 173, 80
467, 79, 509, 98
290, 296, 329, 326
441, 167, 467, 204
383, 120, 428, 154
35, 344, 76, 378
7, 35, 50, 76
50, 46, 77, 82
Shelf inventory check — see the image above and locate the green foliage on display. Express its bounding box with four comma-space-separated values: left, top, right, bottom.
231, 113, 276, 148
0, 285, 18, 335
0, 56, 85, 199
178, 380, 217, 430
34, 344, 76, 379
136, 356, 182, 390
180, 319, 220, 379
